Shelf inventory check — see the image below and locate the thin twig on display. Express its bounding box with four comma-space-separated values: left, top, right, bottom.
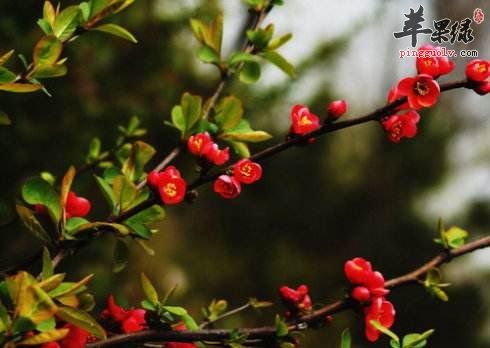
86, 234, 490, 347
200, 302, 252, 329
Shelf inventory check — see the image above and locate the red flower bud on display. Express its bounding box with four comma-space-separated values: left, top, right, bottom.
351, 286, 371, 303
475, 81, 490, 95
397, 74, 440, 109
290, 104, 321, 135
202, 143, 230, 166
213, 175, 241, 199
187, 132, 212, 156
65, 191, 91, 219
381, 111, 420, 143
233, 159, 262, 184
59, 324, 91, 348
465, 59, 490, 82
344, 257, 372, 284
147, 171, 161, 188
41, 343, 61, 348
327, 100, 348, 119
416, 45, 455, 77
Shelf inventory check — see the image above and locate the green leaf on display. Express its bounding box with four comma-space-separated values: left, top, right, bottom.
197, 45, 221, 64
18, 328, 69, 345
65, 217, 90, 234
227, 140, 250, 158
248, 298, 272, 309
0, 67, 16, 84
79, 2, 91, 21
31, 65, 67, 79
0, 111, 11, 126
208, 14, 223, 53
60, 166, 76, 214
370, 320, 399, 343
190, 19, 208, 45
16, 205, 53, 246
35, 316, 56, 332
222, 120, 272, 143
246, 25, 274, 51
53, 6, 81, 42
214, 96, 243, 131
163, 306, 188, 316
22, 177, 62, 222
95, 176, 116, 213
68, 221, 129, 236
124, 205, 165, 227
341, 328, 351, 348
122, 141, 156, 182
141, 299, 156, 311
141, 273, 159, 306
267, 33, 293, 50
0, 49, 15, 66
93, 23, 138, 43
43, 1, 56, 27
403, 330, 434, 348
275, 315, 288, 337
33, 36, 63, 66
171, 105, 185, 134
11, 316, 36, 335
0, 83, 42, 93
444, 226, 468, 249
136, 239, 155, 256
228, 52, 258, 66
48, 274, 93, 298
41, 248, 54, 280
260, 51, 296, 77
38, 19, 53, 35
181, 314, 199, 331
113, 239, 129, 273
239, 61, 261, 84
87, 137, 101, 161
113, 175, 137, 213
37, 274, 65, 293
181, 92, 202, 133
56, 306, 106, 339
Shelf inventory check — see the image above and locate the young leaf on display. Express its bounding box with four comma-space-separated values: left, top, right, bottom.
214, 96, 243, 131
41, 247, 54, 280
113, 239, 129, 273
43, 1, 57, 27
221, 120, 272, 143
22, 177, 62, 222
239, 61, 261, 84
228, 52, 258, 66
33, 36, 63, 66
340, 328, 351, 348
53, 6, 81, 42
227, 140, 250, 158
402, 329, 434, 348
93, 23, 138, 43
124, 205, 165, 227
94, 176, 116, 213
141, 273, 159, 306
181, 92, 202, 133
122, 141, 156, 182
444, 226, 468, 249
0, 83, 42, 93
275, 315, 288, 337
370, 320, 399, 343
18, 328, 69, 345
267, 33, 293, 50
60, 166, 76, 213
0, 111, 11, 126
260, 51, 296, 77
0, 49, 15, 66
16, 205, 53, 246
112, 175, 137, 213
197, 45, 221, 64
162, 306, 188, 316
56, 306, 106, 339
171, 105, 186, 134
48, 274, 93, 298
0, 67, 17, 84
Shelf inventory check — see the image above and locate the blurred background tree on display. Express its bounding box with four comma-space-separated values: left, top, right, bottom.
0, 1, 489, 347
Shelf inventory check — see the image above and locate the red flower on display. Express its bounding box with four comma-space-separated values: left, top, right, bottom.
59, 324, 91, 348
101, 295, 147, 333
213, 175, 241, 199
41, 343, 61, 348
475, 81, 490, 95
344, 258, 372, 284
364, 298, 396, 342
187, 132, 212, 156
417, 45, 455, 77
202, 142, 230, 166
233, 159, 262, 184
351, 286, 371, 303
382, 111, 420, 143
327, 100, 348, 119
397, 74, 440, 109
165, 324, 198, 348
279, 284, 312, 316
147, 167, 187, 205
290, 104, 321, 135
465, 59, 490, 82
387, 87, 410, 111
65, 191, 91, 219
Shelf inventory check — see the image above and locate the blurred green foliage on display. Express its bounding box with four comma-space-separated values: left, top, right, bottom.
0, 1, 489, 347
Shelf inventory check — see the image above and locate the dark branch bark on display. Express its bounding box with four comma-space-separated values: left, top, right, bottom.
87, 235, 490, 347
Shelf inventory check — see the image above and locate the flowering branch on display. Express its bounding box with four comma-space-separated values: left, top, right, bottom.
85, 234, 490, 347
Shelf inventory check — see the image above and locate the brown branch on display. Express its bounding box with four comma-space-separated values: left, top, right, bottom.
86, 234, 490, 347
